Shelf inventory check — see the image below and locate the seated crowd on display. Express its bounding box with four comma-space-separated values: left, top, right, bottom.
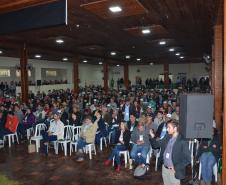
0, 86, 221, 185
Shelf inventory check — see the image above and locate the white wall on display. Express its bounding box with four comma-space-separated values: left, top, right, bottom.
78, 64, 103, 86
0, 57, 208, 89
0, 57, 73, 84
129, 65, 164, 84
169, 63, 209, 81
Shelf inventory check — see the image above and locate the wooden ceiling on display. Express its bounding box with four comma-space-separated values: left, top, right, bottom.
0, 0, 222, 65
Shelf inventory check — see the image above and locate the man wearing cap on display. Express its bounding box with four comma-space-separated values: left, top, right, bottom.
41, 110, 64, 156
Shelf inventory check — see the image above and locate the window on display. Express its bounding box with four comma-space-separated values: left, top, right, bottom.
46, 70, 57, 77
16, 70, 31, 77
0, 69, 10, 77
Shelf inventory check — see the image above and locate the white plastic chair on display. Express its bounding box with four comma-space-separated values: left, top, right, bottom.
198, 161, 218, 183
70, 126, 82, 156
112, 150, 130, 168
30, 123, 46, 152
84, 143, 96, 160
108, 131, 113, 144
56, 125, 73, 156
100, 136, 107, 151
155, 148, 161, 171
26, 127, 34, 140
0, 139, 4, 148
4, 124, 19, 147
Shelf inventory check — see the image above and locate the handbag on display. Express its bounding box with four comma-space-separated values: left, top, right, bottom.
28, 143, 36, 153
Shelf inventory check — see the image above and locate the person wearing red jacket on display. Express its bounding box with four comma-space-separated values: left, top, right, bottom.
0, 111, 19, 139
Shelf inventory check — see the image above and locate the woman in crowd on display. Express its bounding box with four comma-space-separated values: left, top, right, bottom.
104, 121, 131, 172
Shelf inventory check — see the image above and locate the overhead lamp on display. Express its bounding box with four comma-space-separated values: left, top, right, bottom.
142, 29, 151, 34
136, 58, 141, 61
180, 56, 184, 59
109, 6, 122, 13
175, 53, 180, 56
125, 55, 131, 59
169, 48, 175, 52
0, 50, 3, 54
116, 64, 120, 67
111, 51, 116, 56
159, 41, 166, 45
83, 60, 88, 63
150, 62, 154, 66
35, 54, 41, 58
99, 62, 103, 65
56, 39, 64, 44
62, 57, 68, 61
76, 24, 80, 28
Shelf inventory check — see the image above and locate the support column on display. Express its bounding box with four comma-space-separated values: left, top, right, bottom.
20, 44, 28, 103
73, 59, 79, 95
213, 24, 223, 131
124, 64, 129, 90
222, 0, 226, 184
164, 63, 169, 89
103, 63, 108, 93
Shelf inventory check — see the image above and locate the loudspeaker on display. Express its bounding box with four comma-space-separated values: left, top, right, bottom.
179, 94, 213, 139
37, 80, 41, 86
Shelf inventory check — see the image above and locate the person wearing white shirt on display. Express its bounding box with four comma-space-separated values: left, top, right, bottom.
41, 111, 64, 156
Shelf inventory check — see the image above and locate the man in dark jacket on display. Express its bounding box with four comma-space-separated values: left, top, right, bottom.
150, 119, 190, 185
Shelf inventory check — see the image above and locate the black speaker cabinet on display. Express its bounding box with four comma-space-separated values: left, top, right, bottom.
37, 80, 41, 86
179, 94, 213, 139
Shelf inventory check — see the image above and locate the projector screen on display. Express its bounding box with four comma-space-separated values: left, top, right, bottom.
0, 0, 67, 35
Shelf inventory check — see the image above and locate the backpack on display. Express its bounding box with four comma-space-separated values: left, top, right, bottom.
133, 164, 151, 179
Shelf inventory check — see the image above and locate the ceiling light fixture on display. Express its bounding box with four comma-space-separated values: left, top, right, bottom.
56, 39, 64, 44
125, 55, 131, 59
142, 29, 151, 34
111, 51, 116, 56
150, 62, 154, 66
169, 48, 175, 52
180, 56, 184, 59
159, 41, 166, 45
175, 53, 180, 56
83, 60, 88, 63
99, 62, 103, 65
62, 57, 68, 61
35, 54, 41, 58
116, 64, 120, 67
136, 58, 141, 61
109, 6, 122, 13
0, 50, 3, 54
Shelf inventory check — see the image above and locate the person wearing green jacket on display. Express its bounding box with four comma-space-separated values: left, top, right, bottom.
76, 115, 98, 162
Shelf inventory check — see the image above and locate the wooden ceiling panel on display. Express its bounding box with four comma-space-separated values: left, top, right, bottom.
124, 24, 170, 40
0, 0, 222, 64
80, 0, 148, 19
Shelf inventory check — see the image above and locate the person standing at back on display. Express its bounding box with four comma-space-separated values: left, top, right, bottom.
150, 119, 190, 185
